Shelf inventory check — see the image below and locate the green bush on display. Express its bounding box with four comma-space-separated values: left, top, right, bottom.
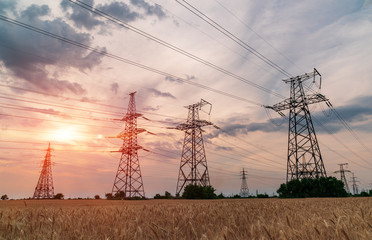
182, 184, 217, 199
277, 177, 348, 198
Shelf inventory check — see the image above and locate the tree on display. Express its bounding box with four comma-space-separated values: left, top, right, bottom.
105, 193, 113, 200
114, 191, 125, 199
359, 191, 370, 197
165, 191, 172, 199
154, 193, 162, 199
182, 184, 217, 199
54, 193, 64, 199
94, 195, 100, 199
1, 195, 8, 200
277, 177, 348, 198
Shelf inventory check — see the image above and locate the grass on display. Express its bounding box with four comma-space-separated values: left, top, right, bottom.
0, 197, 371, 239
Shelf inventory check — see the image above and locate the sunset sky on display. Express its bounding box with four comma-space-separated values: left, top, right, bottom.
1, 0, 372, 199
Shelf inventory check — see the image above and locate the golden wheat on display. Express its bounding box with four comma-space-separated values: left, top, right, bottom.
0, 198, 371, 239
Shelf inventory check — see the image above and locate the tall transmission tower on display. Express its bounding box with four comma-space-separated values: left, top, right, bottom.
240, 168, 249, 197
174, 99, 215, 195
33, 143, 54, 199
334, 163, 351, 193
350, 172, 359, 195
110, 92, 146, 198
265, 69, 328, 182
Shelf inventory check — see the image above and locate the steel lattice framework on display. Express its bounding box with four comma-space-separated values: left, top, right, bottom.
266, 69, 327, 182
334, 163, 351, 193
350, 172, 359, 195
111, 92, 145, 198
175, 99, 213, 195
240, 168, 249, 197
33, 143, 54, 199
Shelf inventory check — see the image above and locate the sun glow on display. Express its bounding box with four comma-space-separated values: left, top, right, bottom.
52, 126, 79, 142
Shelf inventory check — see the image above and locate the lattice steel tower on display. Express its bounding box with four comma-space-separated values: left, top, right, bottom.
266, 69, 328, 182
240, 168, 249, 197
350, 172, 359, 195
111, 92, 145, 198
334, 163, 351, 193
33, 143, 54, 199
175, 99, 214, 195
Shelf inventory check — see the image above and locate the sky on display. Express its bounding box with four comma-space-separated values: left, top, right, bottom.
1, 0, 372, 199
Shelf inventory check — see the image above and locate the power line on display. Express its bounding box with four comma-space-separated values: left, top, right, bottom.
176, 0, 293, 78
68, 0, 285, 99
0, 15, 265, 107
213, 0, 305, 73
0, 113, 119, 130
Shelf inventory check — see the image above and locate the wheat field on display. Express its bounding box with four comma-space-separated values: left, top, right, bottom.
0, 197, 371, 239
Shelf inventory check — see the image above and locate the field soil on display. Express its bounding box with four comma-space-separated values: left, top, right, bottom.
0, 197, 371, 239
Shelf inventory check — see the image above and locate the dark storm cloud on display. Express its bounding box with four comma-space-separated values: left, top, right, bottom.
147, 88, 176, 99
0, 4, 105, 95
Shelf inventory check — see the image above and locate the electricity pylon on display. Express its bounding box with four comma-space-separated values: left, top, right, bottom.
350, 172, 359, 195
265, 69, 328, 182
334, 163, 351, 193
33, 143, 54, 199
240, 168, 249, 197
174, 99, 215, 195
110, 92, 146, 198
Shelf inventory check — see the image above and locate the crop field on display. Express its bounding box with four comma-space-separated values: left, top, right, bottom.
0, 197, 371, 239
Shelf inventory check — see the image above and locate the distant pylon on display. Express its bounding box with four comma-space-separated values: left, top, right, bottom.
240, 168, 249, 197
334, 163, 351, 193
110, 92, 146, 198
174, 99, 215, 195
266, 69, 328, 182
350, 172, 359, 195
33, 142, 54, 199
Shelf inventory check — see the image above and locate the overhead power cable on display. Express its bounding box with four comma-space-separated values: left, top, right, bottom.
0, 15, 263, 107
213, 0, 305, 73
68, 0, 285, 99
176, 0, 293, 78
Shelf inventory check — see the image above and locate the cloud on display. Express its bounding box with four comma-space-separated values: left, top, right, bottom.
110, 82, 119, 94
60, 0, 103, 31
147, 88, 176, 99
20, 4, 50, 20
313, 95, 372, 133
214, 146, 234, 151
61, 0, 167, 32
207, 94, 372, 140
17, 106, 71, 118
0, 4, 105, 95
97, 1, 140, 23
0, 0, 16, 14
142, 105, 160, 111
164, 76, 183, 83
130, 0, 166, 19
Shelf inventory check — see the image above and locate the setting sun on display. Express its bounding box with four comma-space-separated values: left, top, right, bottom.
52, 126, 79, 142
